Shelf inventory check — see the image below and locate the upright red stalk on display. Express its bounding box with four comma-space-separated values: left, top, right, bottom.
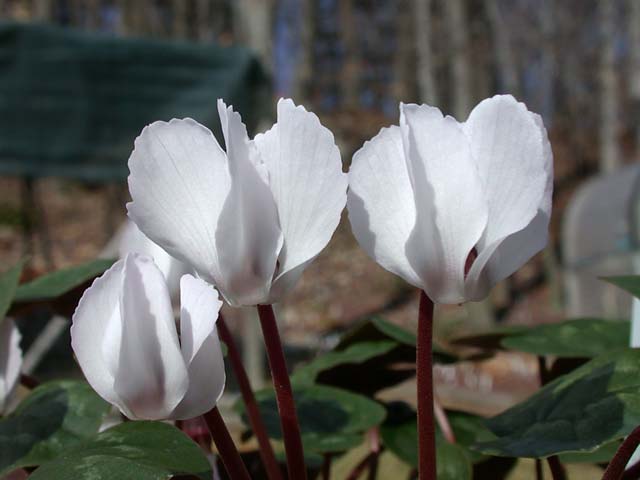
622, 460, 640, 479
202, 406, 251, 480
547, 455, 566, 480
217, 314, 284, 480
417, 289, 436, 480
257, 304, 307, 480
535, 459, 543, 480
603, 425, 640, 480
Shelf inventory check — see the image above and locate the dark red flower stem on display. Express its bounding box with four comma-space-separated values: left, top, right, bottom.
603, 425, 640, 480
547, 455, 566, 480
535, 458, 543, 480
622, 459, 640, 479
202, 406, 251, 480
20, 373, 39, 389
257, 304, 307, 480
417, 290, 436, 480
322, 454, 332, 480
217, 314, 284, 480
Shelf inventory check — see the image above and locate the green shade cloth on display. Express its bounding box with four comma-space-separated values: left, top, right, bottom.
0, 22, 269, 181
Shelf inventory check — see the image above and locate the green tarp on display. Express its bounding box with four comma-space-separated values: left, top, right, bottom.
0, 22, 269, 181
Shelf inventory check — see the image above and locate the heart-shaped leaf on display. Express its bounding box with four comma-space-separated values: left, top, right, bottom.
474, 348, 640, 458
305, 317, 457, 396
338, 316, 457, 364
500, 318, 629, 357
29, 421, 212, 480
291, 340, 397, 386
237, 384, 386, 454
452, 319, 629, 358
0, 381, 110, 475
603, 275, 640, 298
0, 260, 24, 325
14, 259, 115, 302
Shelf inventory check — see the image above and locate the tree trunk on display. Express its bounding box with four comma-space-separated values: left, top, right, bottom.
339, 0, 359, 109
486, 0, 519, 96
444, 0, 472, 119
599, 0, 620, 173
629, 0, 640, 153
32, 0, 53, 21
196, 0, 211, 42
415, 0, 437, 104
293, 0, 313, 102
173, 0, 189, 39
233, 0, 273, 71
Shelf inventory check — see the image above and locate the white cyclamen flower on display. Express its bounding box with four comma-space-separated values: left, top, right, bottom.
348, 95, 553, 304
0, 318, 22, 413
71, 253, 225, 420
117, 219, 190, 298
127, 98, 347, 307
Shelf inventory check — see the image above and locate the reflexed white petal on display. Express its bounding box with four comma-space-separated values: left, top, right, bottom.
400, 104, 488, 304
113, 254, 188, 420
463, 96, 553, 299
215, 100, 283, 306
118, 220, 190, 298
255, 99, 347, 300
71, 260, 125, 408
172, 275, 225, 419
126, 118, 229, 288
0, 319, 22, 413
347, 126, 423, 288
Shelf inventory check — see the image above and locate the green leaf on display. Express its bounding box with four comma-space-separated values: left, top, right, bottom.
0, 260, 24, 324
474, 348, 640, 458
0, 380, 110, 475
307, 317, 456, 396
237, 384, 386, 454
380, 413, 472, 480
500, 318, 630, 357
558, 440, 620, 464
338, 316, 456, 363
29, 421, 212, 480
603, 275, 640, 299
14, 259, 115, 302
370, 316, 417, 346
291, 340, 397, 386
452, 319, 629, 358
451, 325, 527, 350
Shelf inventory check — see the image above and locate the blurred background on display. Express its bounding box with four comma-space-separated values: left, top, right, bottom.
0, 0, 639, 441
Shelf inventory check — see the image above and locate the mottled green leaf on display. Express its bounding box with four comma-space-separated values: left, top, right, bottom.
603, 275, 640, 299
29, 421, 212, 480
500, 318, 629, 357
474, 348, 640, 458
237, 384, 386, 454
291, 340, 397, 386
14, 258, 114, 302
0, 260, 24, 324
0, 381, 110, 475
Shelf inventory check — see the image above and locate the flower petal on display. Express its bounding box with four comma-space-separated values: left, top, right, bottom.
255, 99, 347, 300
0, 319, 22, 413
172, 275, 225, 419
71, 260, 125, 409
400, 104, 488, 304
463, 96, 553, 299
215, 100, 283, 306
347, 125, 423, 288
118, 220, 190, 299
113, 254, 188, 420
126, 118, 230, 288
